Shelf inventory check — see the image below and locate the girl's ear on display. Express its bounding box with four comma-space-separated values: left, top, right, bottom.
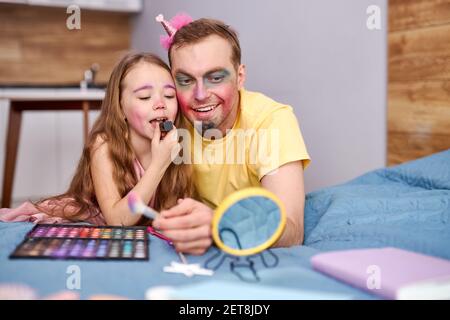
237, 64, 246, 89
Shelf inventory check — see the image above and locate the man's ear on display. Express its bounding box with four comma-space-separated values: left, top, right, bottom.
237, 64, 246, 89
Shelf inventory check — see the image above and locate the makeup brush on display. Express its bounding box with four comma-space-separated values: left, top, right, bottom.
127, 192, 159, 220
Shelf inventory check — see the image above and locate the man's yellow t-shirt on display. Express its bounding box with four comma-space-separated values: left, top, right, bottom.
183, 89, 310, 208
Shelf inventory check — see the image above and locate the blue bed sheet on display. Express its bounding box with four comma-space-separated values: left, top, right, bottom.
0, 149, 449, 299
304, 149, 450, 259
0, 222, 376, 299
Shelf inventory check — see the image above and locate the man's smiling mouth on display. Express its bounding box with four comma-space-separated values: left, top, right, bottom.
192, 104, 219, 113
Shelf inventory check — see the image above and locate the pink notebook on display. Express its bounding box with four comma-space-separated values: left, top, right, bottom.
311, 247, 450, 299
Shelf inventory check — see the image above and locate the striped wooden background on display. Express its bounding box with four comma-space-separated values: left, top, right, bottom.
0, 3, 130, 85
388, 0, 450, 165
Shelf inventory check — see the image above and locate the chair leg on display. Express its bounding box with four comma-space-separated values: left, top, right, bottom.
2, 103, 22, 208
82, 101, 89, 146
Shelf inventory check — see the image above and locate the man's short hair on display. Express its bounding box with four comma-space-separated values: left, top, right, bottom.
169, 18, 241, 69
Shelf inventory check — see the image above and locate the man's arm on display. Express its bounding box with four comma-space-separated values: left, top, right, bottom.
261, 160, 305, 247
152, 160, 306, 254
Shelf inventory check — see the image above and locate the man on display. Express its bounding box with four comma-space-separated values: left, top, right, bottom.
153, 17, 310, 255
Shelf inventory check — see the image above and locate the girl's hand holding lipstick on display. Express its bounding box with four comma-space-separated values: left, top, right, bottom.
150, 121, 180, 171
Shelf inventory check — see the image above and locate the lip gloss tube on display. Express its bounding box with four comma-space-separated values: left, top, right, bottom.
147, 226, 173, 246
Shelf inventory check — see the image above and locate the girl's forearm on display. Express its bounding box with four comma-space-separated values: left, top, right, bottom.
104, 200, 142, 226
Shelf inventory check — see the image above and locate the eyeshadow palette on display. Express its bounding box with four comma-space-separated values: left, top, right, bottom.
10, 224, 149, 261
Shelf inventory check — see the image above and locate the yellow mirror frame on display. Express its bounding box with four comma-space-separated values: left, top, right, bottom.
212, 187, 287, 256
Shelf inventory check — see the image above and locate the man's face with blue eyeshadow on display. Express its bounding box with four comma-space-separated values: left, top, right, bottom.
170, 35, 246, 136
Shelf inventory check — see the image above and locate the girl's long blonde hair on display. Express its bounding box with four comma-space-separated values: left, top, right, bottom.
35, 52, 194, 222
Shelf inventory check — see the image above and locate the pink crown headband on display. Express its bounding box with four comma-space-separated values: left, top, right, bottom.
155, 13, 193, 50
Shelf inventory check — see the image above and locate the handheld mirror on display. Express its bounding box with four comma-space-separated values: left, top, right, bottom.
212, 188, 286, 256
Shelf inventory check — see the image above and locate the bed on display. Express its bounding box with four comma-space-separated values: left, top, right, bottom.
0, 149, 449, 299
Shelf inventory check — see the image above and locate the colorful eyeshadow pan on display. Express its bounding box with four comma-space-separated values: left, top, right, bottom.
10, 224, 149, 261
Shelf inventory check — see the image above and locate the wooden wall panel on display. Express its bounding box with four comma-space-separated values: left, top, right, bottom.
0, 4, 131, 85
389, 24, 450, 82
388, 81, 450, 135
388, 0, 450, 165
389, 0, 450, 32
388, 132, 450, 165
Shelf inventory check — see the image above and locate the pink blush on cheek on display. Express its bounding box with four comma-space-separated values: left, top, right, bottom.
127, 110, 147, 135
176, 93, 192, 115
214, 85, 237, 114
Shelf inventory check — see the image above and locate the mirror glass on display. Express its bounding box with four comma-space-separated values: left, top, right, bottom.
212, 188, 286, 256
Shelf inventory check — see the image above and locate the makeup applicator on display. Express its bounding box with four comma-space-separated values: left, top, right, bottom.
127, 192, 159, 220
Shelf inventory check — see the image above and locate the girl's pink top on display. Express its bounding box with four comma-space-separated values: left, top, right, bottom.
0, 158, 155, 225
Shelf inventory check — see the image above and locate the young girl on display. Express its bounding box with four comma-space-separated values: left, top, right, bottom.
0, 52, 193, 226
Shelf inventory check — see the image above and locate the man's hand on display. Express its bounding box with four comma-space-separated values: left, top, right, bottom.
152, 198, 214, 255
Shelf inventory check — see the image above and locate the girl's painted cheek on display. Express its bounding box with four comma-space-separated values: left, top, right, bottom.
128, 109, 146, 134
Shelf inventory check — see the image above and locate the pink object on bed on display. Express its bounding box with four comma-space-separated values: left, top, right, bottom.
311, 247, 450, 299
0, 201, 71, 224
